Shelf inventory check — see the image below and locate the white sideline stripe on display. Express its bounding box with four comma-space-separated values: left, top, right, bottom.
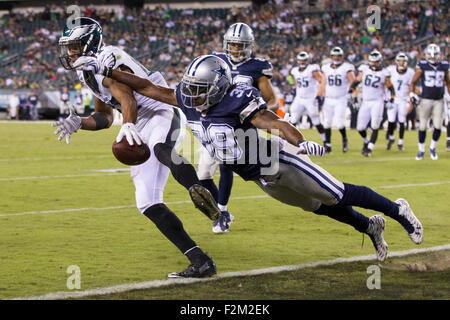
375, 181, 450, 189
0, 155, 110, 162
0, 172, 130, 182
1, 180, 448, 217
0, 195, 269, 217
11, 244, 450, 300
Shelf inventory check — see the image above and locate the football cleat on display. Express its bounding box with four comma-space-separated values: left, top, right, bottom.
446, 140, 450, 151
342, 138, 349, 153
395, 198, 423, 244
386, 139, 395, 150
189, 184, 221, 221
212, 211, 234, 233
415, 151, 424, 160
167, 258, 217, 278
366, 215, 388, 262
397, 144, 404, 151
362, 146, 372, 157
429, 148, 438, 160
324, 144, 332, 154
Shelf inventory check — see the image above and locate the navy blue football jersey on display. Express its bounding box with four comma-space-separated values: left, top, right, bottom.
417, 60, 449, 100
213, 52, 273, 89
175, 83, 274, 180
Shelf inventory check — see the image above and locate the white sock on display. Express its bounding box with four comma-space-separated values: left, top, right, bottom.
368, 142, 375, 150
430, 140, 437, 150
418, 143, 425, 152
364, 137, 370, 144
218, 204, 227, 212
398, 139, 403, 145
389, 135, 394, 140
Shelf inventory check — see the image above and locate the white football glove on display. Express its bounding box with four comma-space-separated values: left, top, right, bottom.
72, 56, 103, 74
409, 92, 420, 104
72, 53, 116, 75
297, 141, 325, 157
116, 123, 143, 146
52, 106, 82, 144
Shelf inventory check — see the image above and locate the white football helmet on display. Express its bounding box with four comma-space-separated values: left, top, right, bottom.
425, 43, 440, 65
297, 51, 309, 70
368, 50, 383, 70
223, 23, 255, 63
181, 55, 232, 112
330, 46, 344, 65
395, 52, 408, 72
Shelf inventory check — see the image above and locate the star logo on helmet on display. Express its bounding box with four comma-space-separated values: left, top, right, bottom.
213, 64, 227, 78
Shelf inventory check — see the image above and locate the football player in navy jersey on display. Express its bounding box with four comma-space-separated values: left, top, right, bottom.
409, 43, 450, 160
197, 23, 279, 234
75, 54, 424, 263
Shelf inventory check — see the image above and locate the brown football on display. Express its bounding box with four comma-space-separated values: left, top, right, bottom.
112, 137, 151, 166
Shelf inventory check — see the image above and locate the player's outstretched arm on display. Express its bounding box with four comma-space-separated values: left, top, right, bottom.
250, 109, 324, 156
109, 69, 178, 107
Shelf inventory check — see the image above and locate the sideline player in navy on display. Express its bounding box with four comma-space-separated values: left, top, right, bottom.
198, 22, 279, 234
75, 54, 424, 264
409, 43, 450, 160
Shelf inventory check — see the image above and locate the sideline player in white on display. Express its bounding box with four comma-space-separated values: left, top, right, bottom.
320, 47, 356, 153
445, 87, 450, 151
8, 92, 20, 120
409, 43, 450, 160
288, 51, 326, 144
385, 53, 415, 151
349, 50, 395, 157
53, 17, 220, 278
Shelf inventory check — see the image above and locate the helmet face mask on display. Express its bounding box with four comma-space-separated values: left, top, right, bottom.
58, 17, 104, 70
181, 55, 232, 112
223, 23, 255, 63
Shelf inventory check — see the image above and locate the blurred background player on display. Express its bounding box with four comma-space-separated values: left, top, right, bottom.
351, 50, 395, 157
409, 43, 450, 160
385, 53, 415, 151
28, 91, 39, 121
7, 92, 20, 120
197, 22, 278, 233
59, 86, 70, 120
320, 46, 356, 153
445, 86, 450, 151
288, 51, 326, 144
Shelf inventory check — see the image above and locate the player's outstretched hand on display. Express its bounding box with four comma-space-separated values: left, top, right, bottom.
72, 56, 103, 74
52, 106, 81, 144
297, 141, 325, 157
116, 123, 143, 146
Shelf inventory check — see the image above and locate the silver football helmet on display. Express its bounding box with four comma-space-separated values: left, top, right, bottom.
297, 51, 309, 70
181, 55, 232, 112
368, 50, 383, 70
223, 23, 255, 63
425, 43, 440, 64
395, 52, 408, 71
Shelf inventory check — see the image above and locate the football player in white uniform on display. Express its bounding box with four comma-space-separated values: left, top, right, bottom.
349, 50, 395, 157
385, 53, 415, 151
288, 52, 326, 144
445, 87, 450, 151
53, 17, 220, 278
320, 47, 356, 153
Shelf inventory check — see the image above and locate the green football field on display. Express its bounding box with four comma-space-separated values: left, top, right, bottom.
1, 121, 449, 300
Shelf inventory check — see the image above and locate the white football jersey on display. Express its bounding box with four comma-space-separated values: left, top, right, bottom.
386, 65, 415, 101
77, 45, 171, 131
290, 64, 320, 98
321, 62, 355, 98
358, 64, 390, 101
